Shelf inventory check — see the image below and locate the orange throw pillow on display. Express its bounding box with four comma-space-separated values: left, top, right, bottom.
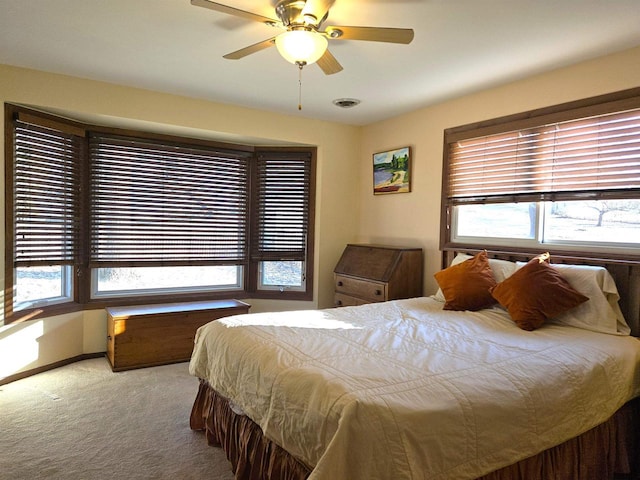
490, 254, 589, 331
434, 250, 497, 311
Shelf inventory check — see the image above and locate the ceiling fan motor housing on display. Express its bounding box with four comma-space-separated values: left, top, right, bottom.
276, 0, 305, 26
276, 0, 327, 28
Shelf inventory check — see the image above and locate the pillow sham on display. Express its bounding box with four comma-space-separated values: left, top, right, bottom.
433, 253, 517, 302
543, 264, 629, 335
490, 254, 589, 331
434, 250, 497, 311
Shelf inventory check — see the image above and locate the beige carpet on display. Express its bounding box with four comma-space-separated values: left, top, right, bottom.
0, 358, 235, 480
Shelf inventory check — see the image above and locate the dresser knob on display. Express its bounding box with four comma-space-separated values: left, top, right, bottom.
336, 300, 342, 306
375, 289, 382, 296
337, 281, 343, 286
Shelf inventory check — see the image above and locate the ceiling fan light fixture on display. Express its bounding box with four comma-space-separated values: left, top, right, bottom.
275, 30, 328, 65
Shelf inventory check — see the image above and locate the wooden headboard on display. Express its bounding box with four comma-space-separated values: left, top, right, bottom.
443, 249, 640, 337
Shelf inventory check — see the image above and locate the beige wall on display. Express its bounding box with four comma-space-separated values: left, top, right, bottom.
1, 44, 639, 380
0, 64, 361, 380
359, 45, 640, 296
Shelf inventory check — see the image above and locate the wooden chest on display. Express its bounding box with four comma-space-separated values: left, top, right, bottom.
106, 299, 250, 371
334, 244, 423, 306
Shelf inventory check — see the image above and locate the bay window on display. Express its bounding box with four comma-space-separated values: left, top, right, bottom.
4, 104, 315, 323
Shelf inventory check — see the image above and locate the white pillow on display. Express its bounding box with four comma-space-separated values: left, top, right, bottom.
552, 264, 630, 335
513, 262, 630, 335
433, 253, 518, 302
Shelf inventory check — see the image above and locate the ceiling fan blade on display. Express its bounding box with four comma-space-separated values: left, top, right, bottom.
326, 25, 414, 44
191, 0, 279, 26
316, 49, 343, 75
223, 37, 276, 60
301, 0, 336, 25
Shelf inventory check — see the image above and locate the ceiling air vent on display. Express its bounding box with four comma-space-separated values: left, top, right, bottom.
333, 98, 361, 108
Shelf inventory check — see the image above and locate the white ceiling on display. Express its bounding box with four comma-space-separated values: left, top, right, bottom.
1, 0, 640, 126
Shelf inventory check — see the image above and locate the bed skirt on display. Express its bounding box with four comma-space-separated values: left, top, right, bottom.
190, 380, 639, 480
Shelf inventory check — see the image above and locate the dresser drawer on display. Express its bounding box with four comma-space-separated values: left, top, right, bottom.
335, 275, 387, 302
334, 292, 371, 307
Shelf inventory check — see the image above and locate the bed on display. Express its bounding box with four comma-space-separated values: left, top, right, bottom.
189, 251, 640, 479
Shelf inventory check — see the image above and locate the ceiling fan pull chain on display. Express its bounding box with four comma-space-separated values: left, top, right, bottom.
297, 61, 305, 110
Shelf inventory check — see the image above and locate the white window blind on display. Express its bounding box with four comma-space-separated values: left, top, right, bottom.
447, 107, 640, 204
13, 121, 82, 266
89, 134, 251, 266
251, 151, 312, 261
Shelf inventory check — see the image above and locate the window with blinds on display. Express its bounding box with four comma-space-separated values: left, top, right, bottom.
441, 88, 640, 256
89, 134, 251, 266
252, 151, 312, 262
447, 107, 640, 204
5, 104, 316, 322
13, 121, 82, 266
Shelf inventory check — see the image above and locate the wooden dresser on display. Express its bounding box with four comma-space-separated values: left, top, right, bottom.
106, 299, 250, 371
333, 244, 423, 307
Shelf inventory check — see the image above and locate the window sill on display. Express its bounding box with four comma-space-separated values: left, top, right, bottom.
4, 289, 314, 324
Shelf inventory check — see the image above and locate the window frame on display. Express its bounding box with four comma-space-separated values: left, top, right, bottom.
89, 265, 245, 299
15, 264, 74, 311
4, 104, 316, 324
441, 87, 640, 263
450, 200, 640, 256
248, 147, 315, 299
257, 260, 306, 292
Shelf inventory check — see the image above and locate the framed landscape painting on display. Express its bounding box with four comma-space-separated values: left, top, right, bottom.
373, 146, 411, 194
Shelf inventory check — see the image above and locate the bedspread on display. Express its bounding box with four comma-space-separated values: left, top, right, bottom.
189, 297, 640, 480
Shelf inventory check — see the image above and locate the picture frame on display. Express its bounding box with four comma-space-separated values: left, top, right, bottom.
373, 146, 411, 195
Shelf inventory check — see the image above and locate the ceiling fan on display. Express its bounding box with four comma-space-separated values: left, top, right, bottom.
191, 0, 415, 75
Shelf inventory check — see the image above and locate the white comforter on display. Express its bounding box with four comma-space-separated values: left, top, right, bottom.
189, 297, 640, 480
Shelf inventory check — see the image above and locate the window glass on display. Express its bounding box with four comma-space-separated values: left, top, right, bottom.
455, 203, 537, 239
93, 266, 242, 297
453, 199, 640, 249
543, 200, 640, 245
15, 265, 71, 311
259, 261, 304, 290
